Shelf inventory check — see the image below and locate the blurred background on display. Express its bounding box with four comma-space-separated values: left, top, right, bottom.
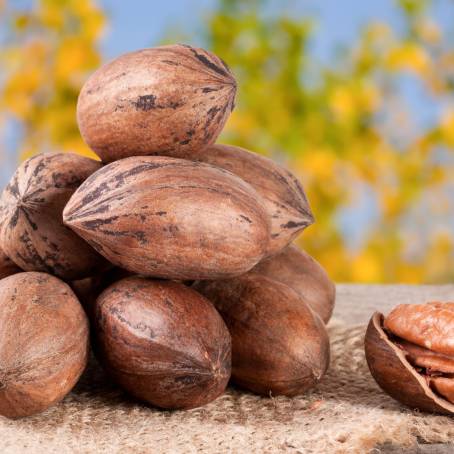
0, 0, 453, 283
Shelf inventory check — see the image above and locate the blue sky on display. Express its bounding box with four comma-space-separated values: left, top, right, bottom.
98, 0, 453, 61
2, 0, 453, 188
1, 0, 453, 251
94, 0, 453, 251
95, 0, 452, 139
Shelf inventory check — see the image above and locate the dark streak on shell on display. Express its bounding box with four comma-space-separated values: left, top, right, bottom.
0, 201, 21, 280
63, 156, 270, 280
70, 267, 134, 321
0, 247, 21, 280
194, 274, 330, 397
93, 277, 231, 409
251, 244, 335, 323
0, 152, 109, 280
77, 44, 237, 163
181, 144, 314, 256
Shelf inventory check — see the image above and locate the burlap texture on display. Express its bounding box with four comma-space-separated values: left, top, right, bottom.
1, 285, 453, 453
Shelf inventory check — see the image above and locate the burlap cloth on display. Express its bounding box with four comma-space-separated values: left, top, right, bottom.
1, 284, 454, 453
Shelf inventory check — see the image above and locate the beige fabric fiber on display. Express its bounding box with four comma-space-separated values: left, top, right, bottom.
1, 284, 453, 453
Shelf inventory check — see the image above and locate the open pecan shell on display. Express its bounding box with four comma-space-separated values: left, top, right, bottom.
365, 312, 454, 415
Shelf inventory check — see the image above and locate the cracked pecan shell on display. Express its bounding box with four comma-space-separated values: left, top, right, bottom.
365, 305, 454, 414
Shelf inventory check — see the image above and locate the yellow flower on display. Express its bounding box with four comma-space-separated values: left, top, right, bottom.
382, 191, 402, 219
63, 139, 100, 160
38, 1, 64, 30
329, 86, 355, 118
440, 110, 454, 146
54, 37, 99, 83
329, 83, 380, 120
300, 148, 335, 181
351, 252, 382, 282
357, 84, 381, 112
2, 67, 43, 117
386, 43, 430, 75
398, 264, 423, 284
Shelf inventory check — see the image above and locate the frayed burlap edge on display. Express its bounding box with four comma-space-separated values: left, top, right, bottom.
1, 321, 453, 454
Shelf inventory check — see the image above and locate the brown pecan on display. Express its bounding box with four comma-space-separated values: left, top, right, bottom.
365, 302, 454, 414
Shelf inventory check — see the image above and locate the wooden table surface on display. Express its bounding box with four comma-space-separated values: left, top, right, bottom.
1, 284, 453, 453
335, 284, 454, 454
334, 283, 454, 325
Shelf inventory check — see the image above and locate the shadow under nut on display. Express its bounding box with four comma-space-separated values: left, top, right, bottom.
252, 244, 335, 323
70, 268, 133, 321
0, 204, 20, 280
63, 156, 271, 280
0, 247, 21, 280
